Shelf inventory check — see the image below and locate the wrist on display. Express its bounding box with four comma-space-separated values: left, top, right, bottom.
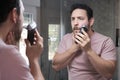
86, 48, 93, 55
29, 58, 40, 64
69, 46, 77, 54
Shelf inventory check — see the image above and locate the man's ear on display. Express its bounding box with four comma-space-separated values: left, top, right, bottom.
11, 8, 18, 23
89, 17, 94, 27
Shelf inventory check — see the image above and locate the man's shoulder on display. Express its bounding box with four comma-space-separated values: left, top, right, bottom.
93, 32, 111, 40
92, 32, 114, 45
0, 42, 21, 62
0, 44, 34, 80
0, 44, 19, 54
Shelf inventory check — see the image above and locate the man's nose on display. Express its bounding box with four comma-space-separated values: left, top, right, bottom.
74, 19, 79, 26
74, 24, 79, 27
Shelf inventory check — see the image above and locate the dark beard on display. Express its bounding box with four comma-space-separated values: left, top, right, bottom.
73, 27, 80, 31
12, 19, 22, 42
72, 24, 90, 32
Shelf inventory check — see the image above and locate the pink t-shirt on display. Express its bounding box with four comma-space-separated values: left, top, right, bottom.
57, 32, 116, 80
0, 39, 34, 80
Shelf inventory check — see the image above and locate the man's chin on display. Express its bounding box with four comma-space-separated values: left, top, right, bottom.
73, 30, 80, 34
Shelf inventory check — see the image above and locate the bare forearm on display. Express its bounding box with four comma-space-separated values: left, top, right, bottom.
52, 43, 79, 71
30, 60, 44, 80
52, 53, 75, 71
52, 45, 79, 71
53, 52, 72, 64
87, 49, 116, 78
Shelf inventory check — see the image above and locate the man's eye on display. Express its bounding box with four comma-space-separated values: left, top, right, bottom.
71, 18, 75, 21
78, 17, 84, 20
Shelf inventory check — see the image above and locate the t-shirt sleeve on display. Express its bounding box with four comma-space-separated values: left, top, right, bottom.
56, 36, 67, 54
101, 38, 117, 60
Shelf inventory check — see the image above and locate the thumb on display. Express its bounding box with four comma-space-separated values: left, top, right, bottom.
24, 39, 31, 47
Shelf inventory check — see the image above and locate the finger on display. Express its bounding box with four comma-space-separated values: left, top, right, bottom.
81, 29, 90, 40
76, 33, 87, 41
81, 29, 88, 36
9, 32, 14, 42
75, 35, 84, 43
77, 33, 84, 38
34, 29, 43, 43
74, 38, 86, 48
34, 30, 40, 41
7, 33, 11, 43
74, 37, 82, 46
34, 29, 41, 38
6, 32, 14, 44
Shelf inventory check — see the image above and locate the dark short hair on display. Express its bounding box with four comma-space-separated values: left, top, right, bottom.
70, 3, 93, 20
0, 0, 20, 24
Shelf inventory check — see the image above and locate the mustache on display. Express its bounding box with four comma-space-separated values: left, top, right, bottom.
73, 27, 80, 30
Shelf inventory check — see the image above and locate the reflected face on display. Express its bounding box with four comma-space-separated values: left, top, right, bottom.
12, 0, 25, 42
71, 9, 89, 33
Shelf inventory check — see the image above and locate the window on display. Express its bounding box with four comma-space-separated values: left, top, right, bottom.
48, 24, 60, 60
